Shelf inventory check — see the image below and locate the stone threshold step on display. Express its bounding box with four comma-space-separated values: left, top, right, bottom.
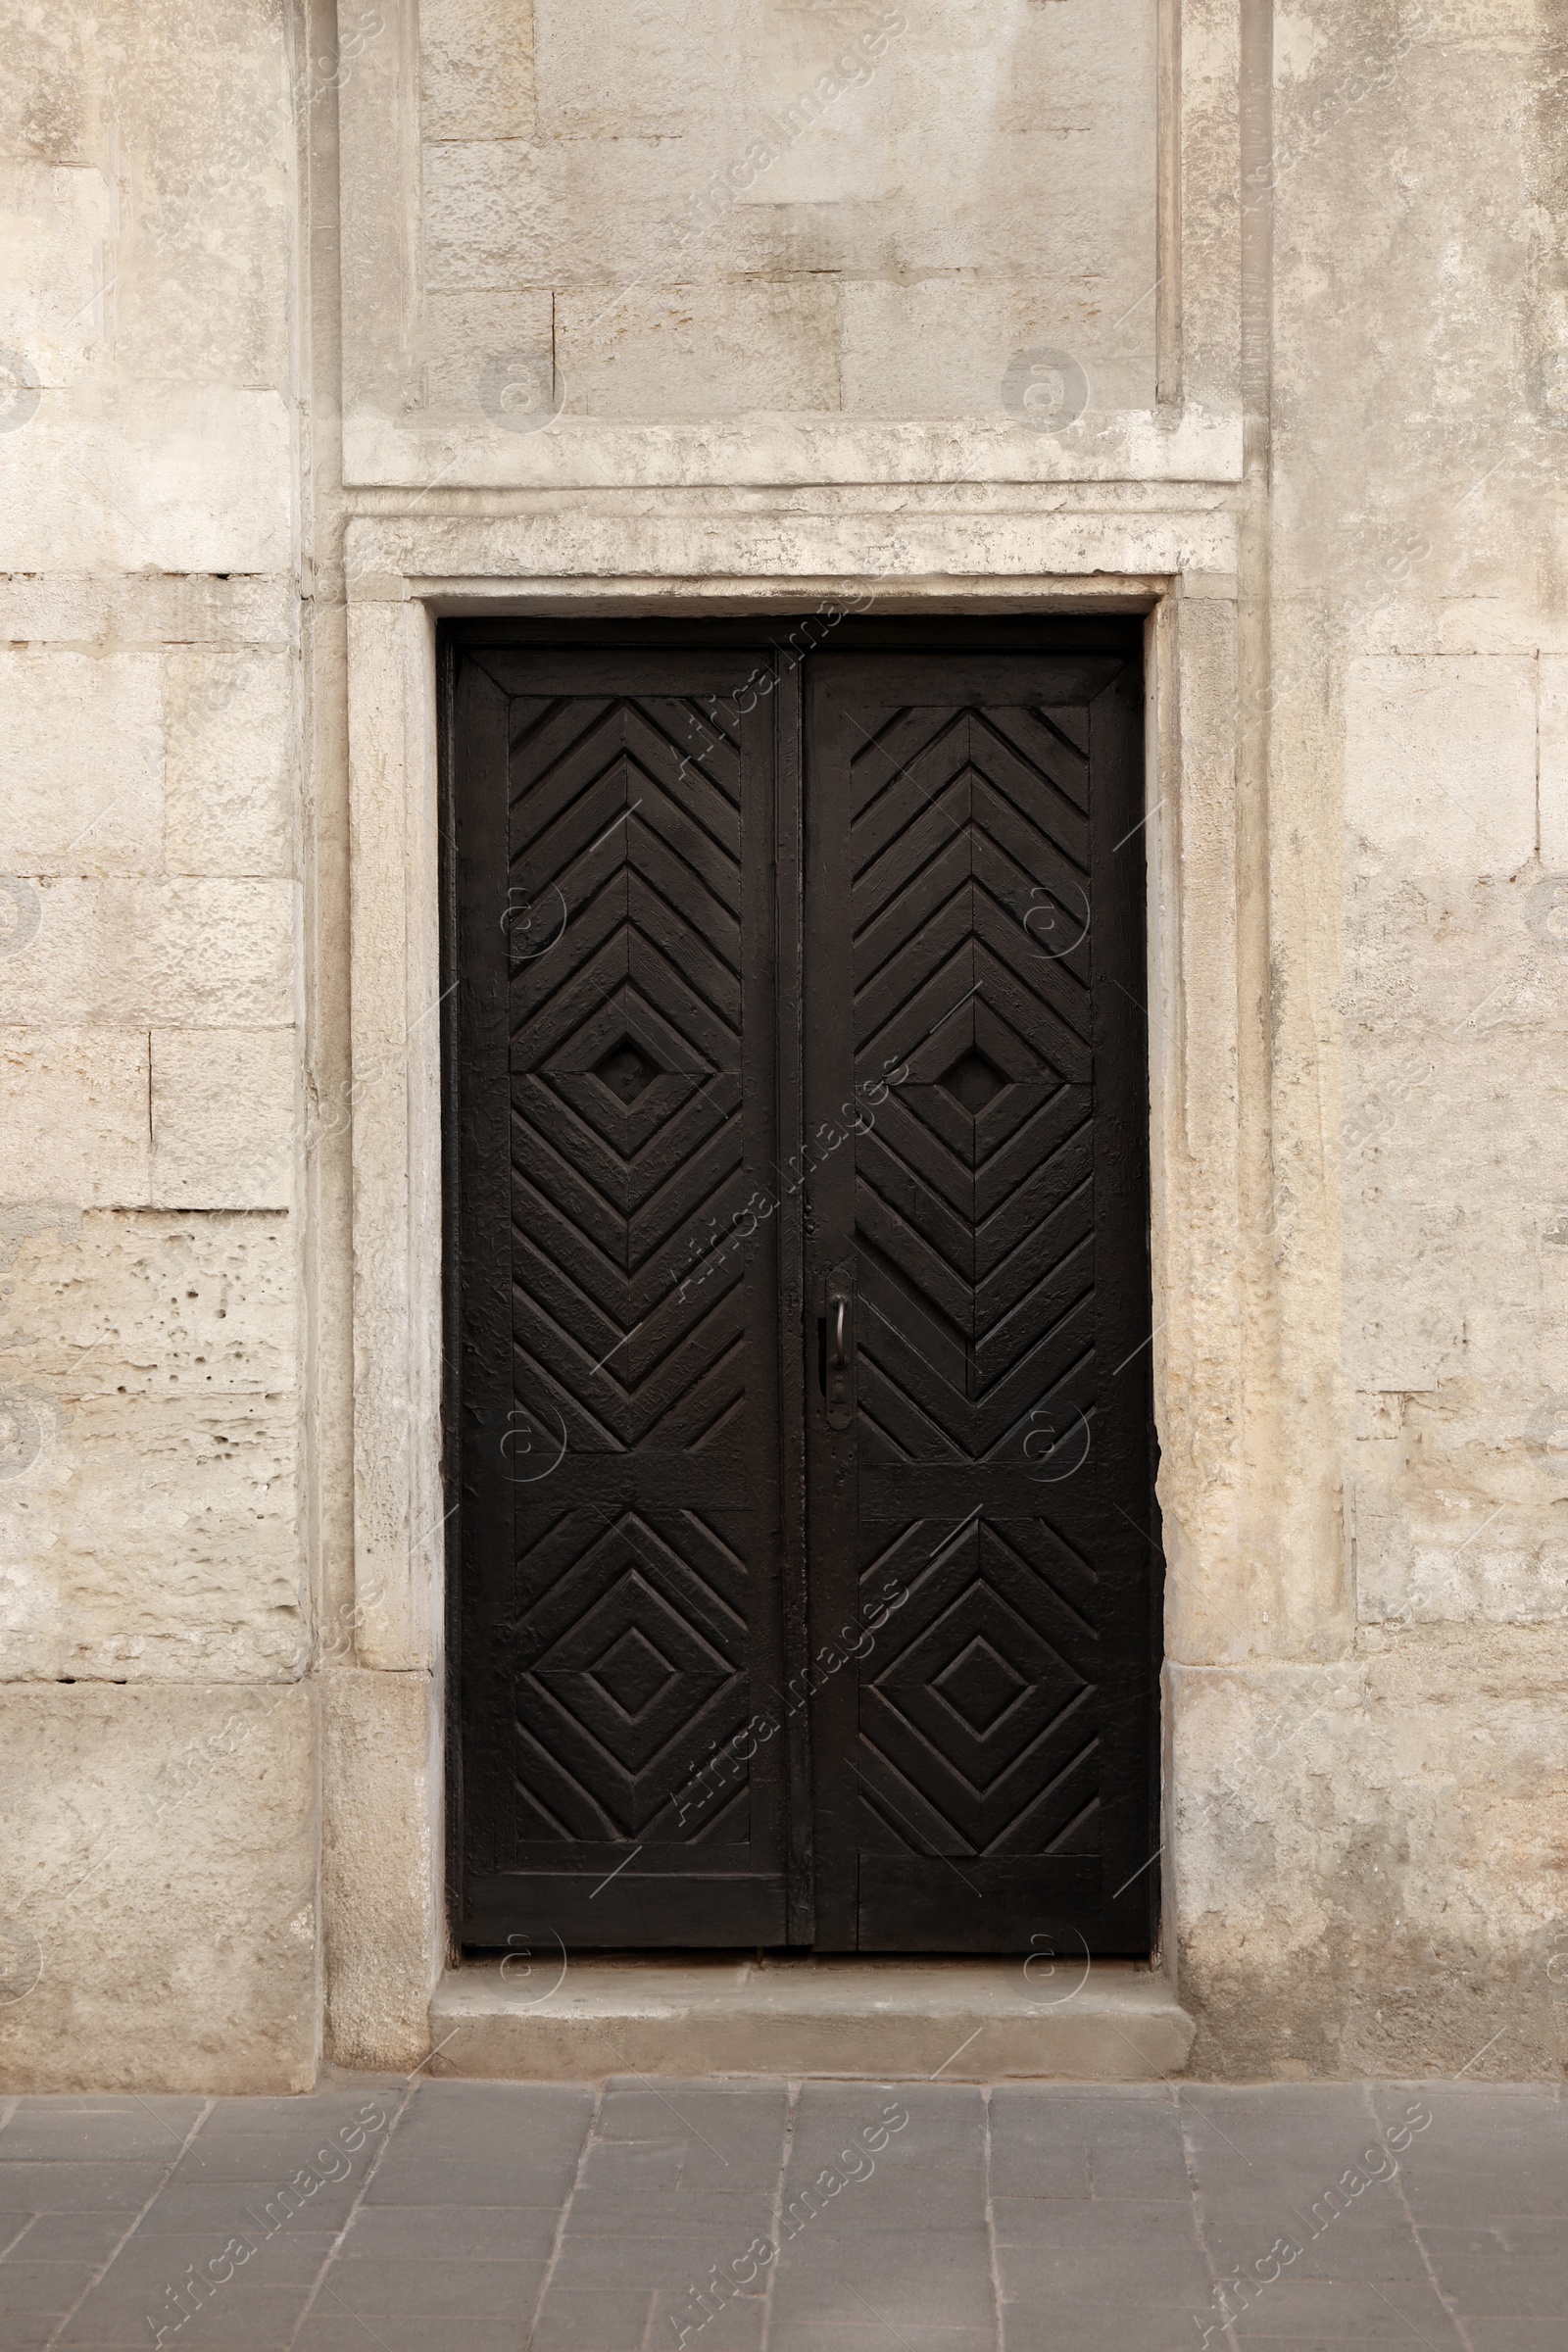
429, 1956, 1195, 2082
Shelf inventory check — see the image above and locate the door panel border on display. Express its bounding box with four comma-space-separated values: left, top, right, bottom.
441, 615, 1162, 1958
334, 535, 1255, 2052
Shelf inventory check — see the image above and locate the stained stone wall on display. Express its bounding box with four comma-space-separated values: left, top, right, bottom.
415, 0, 1158, 424
0, 0, 1565, 2088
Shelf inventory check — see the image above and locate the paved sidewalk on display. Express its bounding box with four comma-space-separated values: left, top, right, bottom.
0, 2078, 1562, 2351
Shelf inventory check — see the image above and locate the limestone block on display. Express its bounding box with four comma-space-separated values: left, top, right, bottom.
423, 10, 1157, 318
1344, 655, 1537, 881
839, 278, 1153, 420
718, 199, 920, 283
344, 504, 1236, 595
1404, 1534, 1568, 1627
1540, 1209, 1568, 1392
1171, 1652, 1568, 2078
164, 648, 295, 878
1351, 1415, 1568, 1632
1341, 1027, 1560, 1394
1270, 10, 1544, 609
0, 648, 164, 878
735, 3, 1153, 273
0, 1207, 296, 1399
0, 4, 91, 164
422, 0, 536, 140
0, 160, 112, 382
0, 388, 293, 574
0, 570, 293, 649
1340, 868, 1568, 1044
347, 604, 444, 1681
1348, 1469, 1411, 1623
150, 1028, 298, 1211
1541, 655, 1568, 869
0, 1389, 303, 1684
556, 278, 839, 419
322, 1668, 442, 2071
0, 1028, 148, 1208
0, 1682, 318, 2091
0, 878, 297, 1028
533, 0, 714, 137
421, 289, 555, 420
109, 5, 291, 389
422, 137, 722, 292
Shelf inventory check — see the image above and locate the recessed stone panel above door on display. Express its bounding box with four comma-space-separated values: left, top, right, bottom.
337, 0, 1242, 489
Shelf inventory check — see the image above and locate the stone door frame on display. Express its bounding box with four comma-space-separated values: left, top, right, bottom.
334, 505, 1246, 2059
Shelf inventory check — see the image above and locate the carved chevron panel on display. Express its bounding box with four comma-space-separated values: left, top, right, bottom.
509, 695, 752, 1456
501, 683, 772, 1865
512, 1503, 751, 1841
850, 706, 1097, 1470
856, 1513, 1101, 1860
830, 691, 1122, 1872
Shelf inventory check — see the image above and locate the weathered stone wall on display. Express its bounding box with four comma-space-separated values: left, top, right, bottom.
0, 0, 1563, 2087
415, 0, 1157, 424
0, 0, 313, 2086
1171, 0, 1568, 2078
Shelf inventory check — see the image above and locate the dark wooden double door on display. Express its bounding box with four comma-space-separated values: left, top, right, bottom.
447, 619, 1158, 1956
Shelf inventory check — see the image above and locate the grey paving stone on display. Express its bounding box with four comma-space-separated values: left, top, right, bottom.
766, 2224, 998, 2333
652, 2279, 769, 2351
1367, 2083, 1568, 2219
192, 2090, 400, 2138
367, 2156, 562, 2212
0, 2210, 129, 2260
131, 2180, 355, 2236
338, 2199, 561, 2263
1419, 2217, 1568, 2317
784, 2083, 985, 2227
1220, 2274, 1466, 2344
363, 2082, 592, 2209
142, 2168, 365, 2238
294, 2321, 524, 2352
1200, 2202, 1426, 2283
528, 2285, 659, 2352
393, 2079, 588, 2162
1, 2098, 159, 2113
164, 2127, 387, 2187
565, 2183, 782, 2239
322, 2251, 542, 2317
988, 2083, 1187, 2202
57, 2280, 318, 2350
546, 2207, 780, 2294
1461, 2326, 1568, 2352
1179, 2082, 1392, 2203
574, 2137, 785, 2218
592, 2078, 789, 2195
0, 2256, 98, 2312
990, 2195, 1212, 2308
0, 2101, 208, 2162
91, 2228, 337, 2293
1227, 2342, 1401, 2352
0, 2163, 168, 2212
986, 2108, 1092, 2201
768, 2321, 992, 2352
4, 2077, 1563, 2352
1000, 2297, 1219, 2352
992, 2189, 1204, 2255
0, 2322, 66, 2352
